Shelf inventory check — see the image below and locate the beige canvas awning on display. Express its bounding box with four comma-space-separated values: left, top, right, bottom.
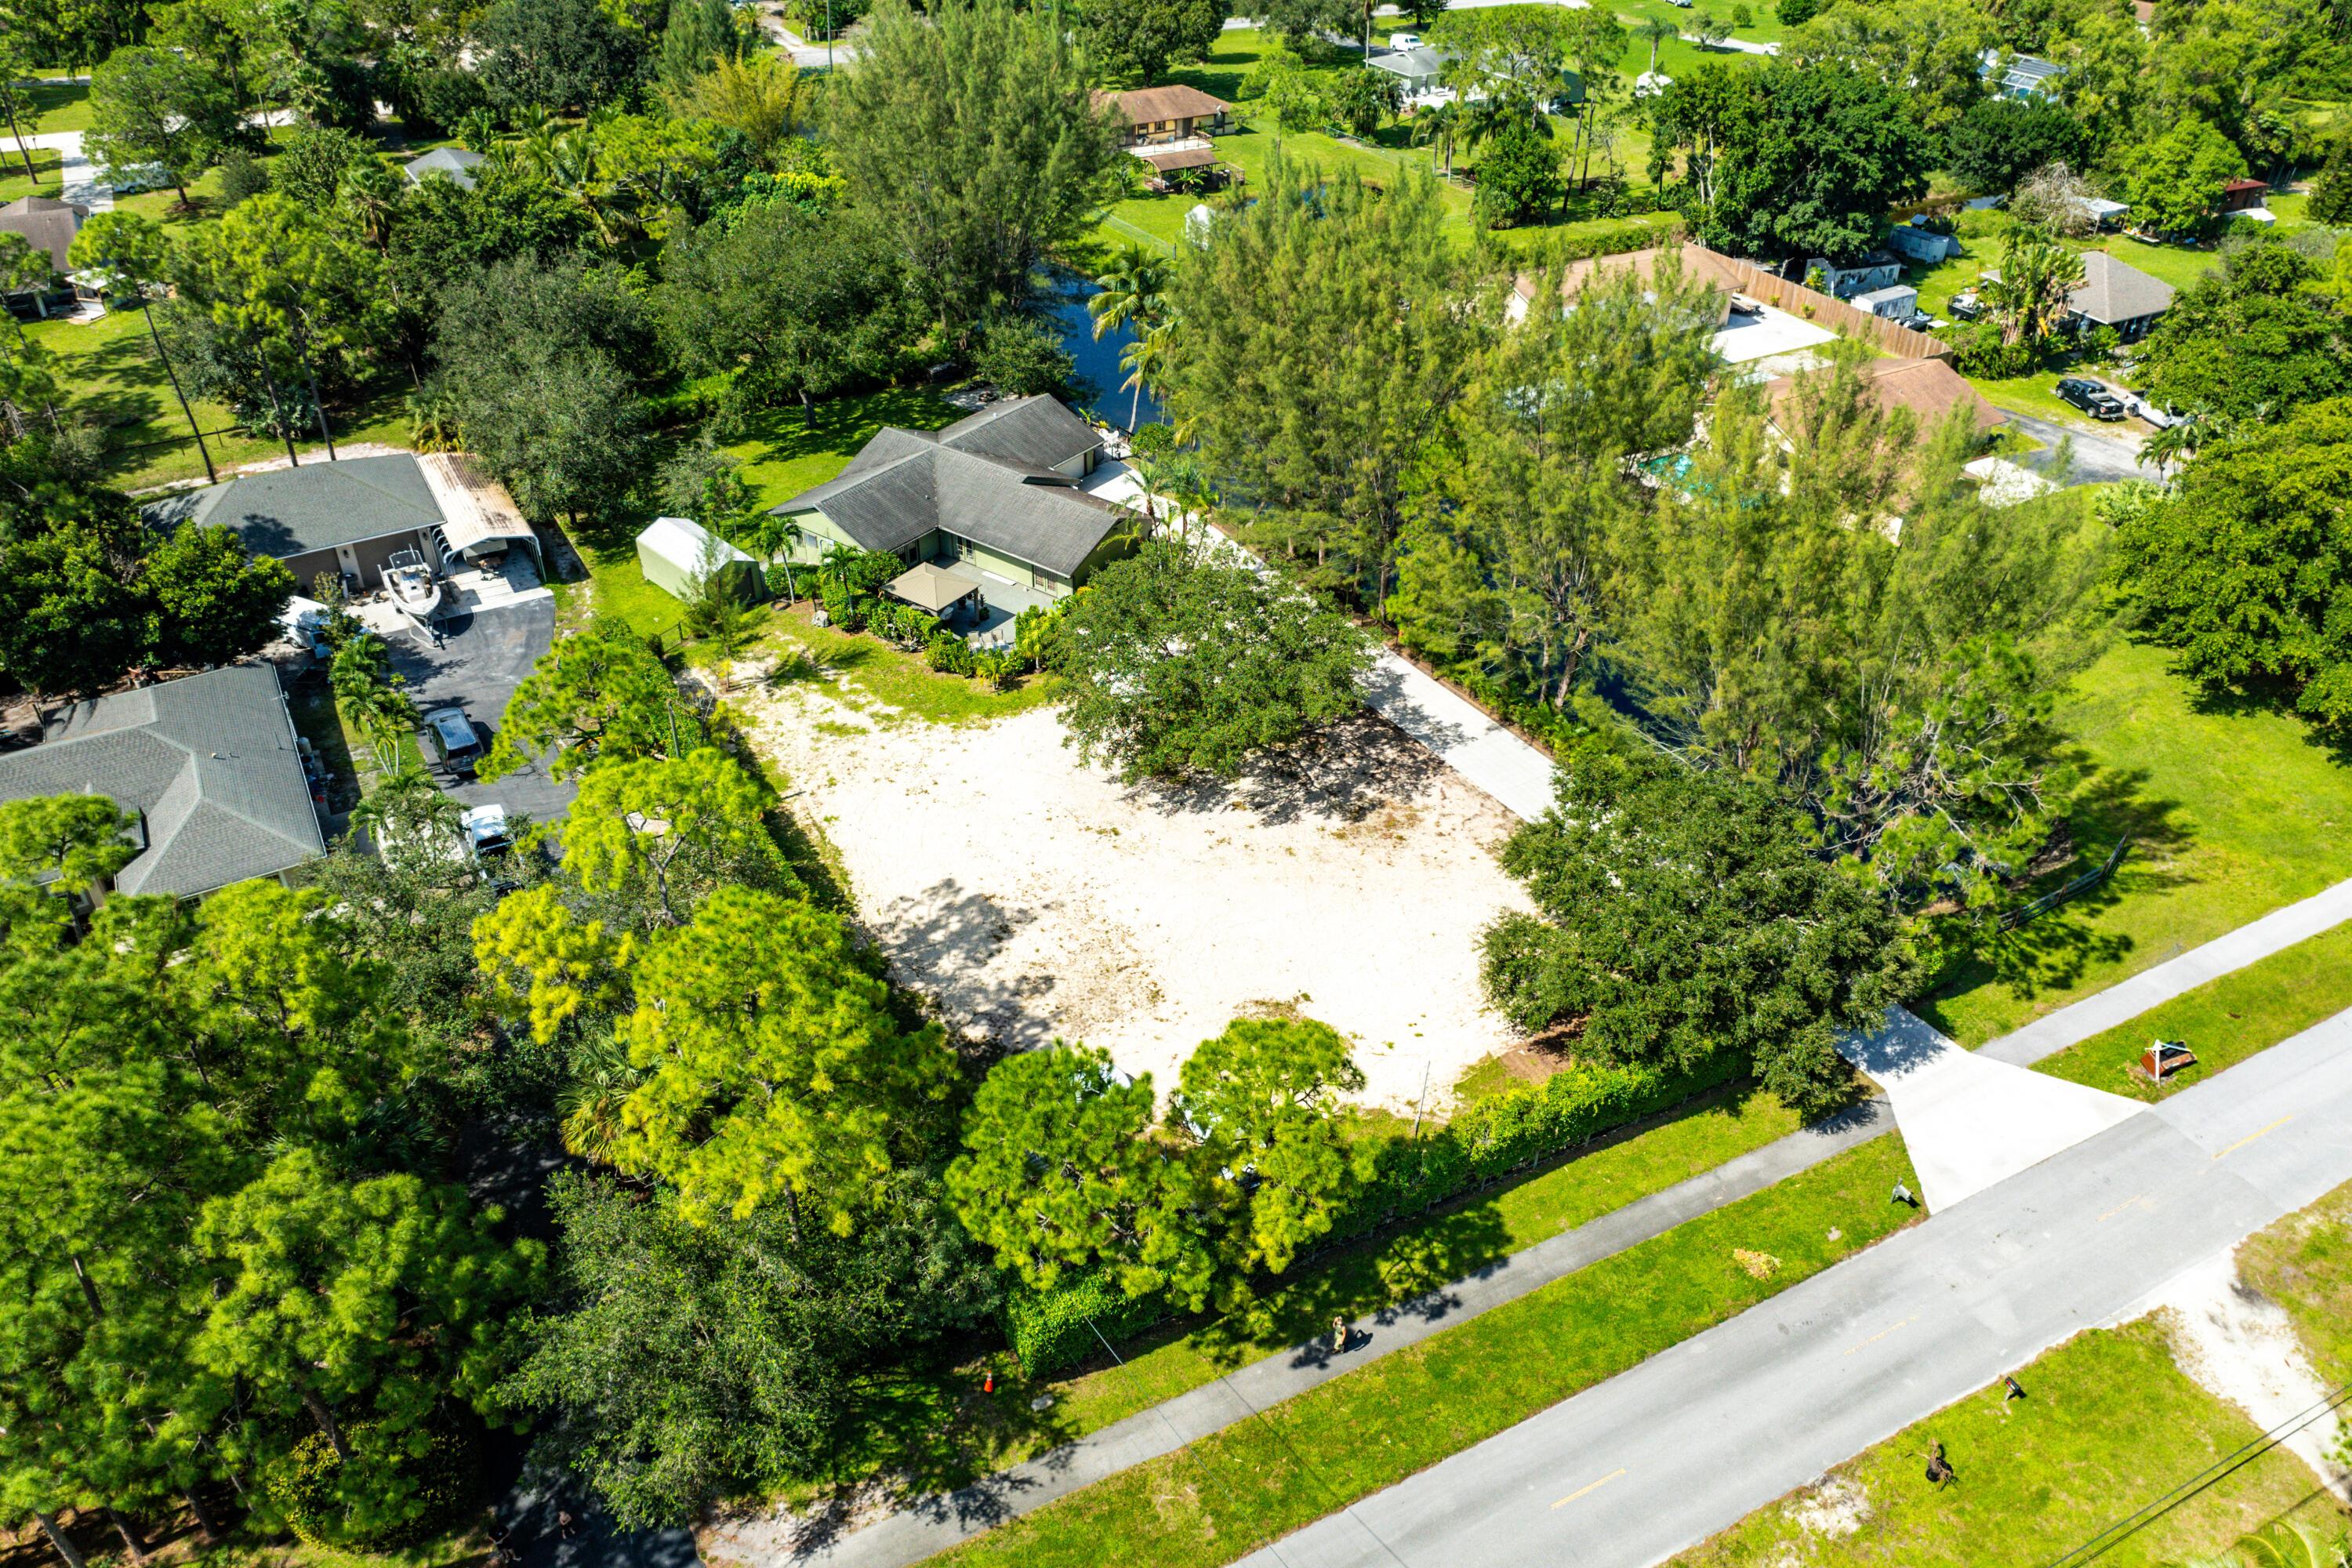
886, 561, 983, 613
416, 451, 541, 561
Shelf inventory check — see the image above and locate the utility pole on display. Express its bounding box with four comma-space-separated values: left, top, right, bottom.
137, 287, 215, 484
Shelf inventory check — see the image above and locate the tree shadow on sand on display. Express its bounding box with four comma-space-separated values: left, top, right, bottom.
1127, 709, 1454, 828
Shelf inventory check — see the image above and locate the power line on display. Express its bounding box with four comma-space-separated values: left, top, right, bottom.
2037, 1377, 2352, 1567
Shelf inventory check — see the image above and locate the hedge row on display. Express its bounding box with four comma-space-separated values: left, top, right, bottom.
1004, 1049, 1743, 1376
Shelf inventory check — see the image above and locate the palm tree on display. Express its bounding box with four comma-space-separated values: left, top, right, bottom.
405, 379, 461, 452
338, 158, 405, 254
351, 763, 463, 865
1089, 244, 1174, 427
1118, 318, 1177, 431
1409, 100, 1462, 179
557, 1029, 644, 1165
1639, 16, 1679, 71
548, 129, 622, 248
750, 513, 806, 600
1980, 226, 2085, 347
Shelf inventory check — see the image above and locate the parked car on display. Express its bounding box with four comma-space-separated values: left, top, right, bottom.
2055, 377, 2127, 421
461, 803, 513, 860
1387, 30, 1421, 46
2127, 388, 2181, 428
423, 706, 485, 775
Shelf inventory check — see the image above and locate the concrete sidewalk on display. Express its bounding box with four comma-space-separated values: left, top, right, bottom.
716, 1098, 1896, 1568
1238, 1007, 2352, 1568
1980, 874, 2352, 1066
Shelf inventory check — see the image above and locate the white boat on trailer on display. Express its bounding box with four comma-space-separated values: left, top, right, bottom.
383, 549, 442, 623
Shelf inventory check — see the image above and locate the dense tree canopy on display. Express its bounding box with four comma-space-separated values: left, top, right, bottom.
1084, 0, 1232, 82
1054, 540, 1377, 783
1657, 61, 1936, 261
1163, 159, 1483, 608
500, 1171, 996, 1529
825, 0, 1123, 333
1610, 357, 2108, 916
1482, 750, 1918, 1112
2110, 399, 2352, 724
2137, 239, 2352, 420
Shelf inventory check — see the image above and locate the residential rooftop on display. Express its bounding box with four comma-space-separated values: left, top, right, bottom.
0, 663, 323, 898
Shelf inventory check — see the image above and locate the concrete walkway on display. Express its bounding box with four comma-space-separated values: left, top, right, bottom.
1842, 1008, 2143, 1212
1836, 874, 2352, 1210
1356, 654, 1558, 822
720, 1098, 1897, 1568
1980, 873, 2352, 1066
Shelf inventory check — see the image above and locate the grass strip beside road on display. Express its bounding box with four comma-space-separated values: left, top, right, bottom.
1666, 1319, 2348, 1567
1040, 1080, 1812, 1443
937, 1133, 1922, 1568
2032, 919, 2352, 1100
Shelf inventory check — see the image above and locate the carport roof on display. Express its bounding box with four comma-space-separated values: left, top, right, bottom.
142, 455, 445, 561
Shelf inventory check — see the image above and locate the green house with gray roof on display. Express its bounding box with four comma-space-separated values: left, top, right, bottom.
767, 396, 1138, 599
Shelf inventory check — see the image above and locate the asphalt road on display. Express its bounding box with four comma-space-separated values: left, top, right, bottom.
1232, 1010, 2352, 1568
2002, 409, 2166, 487
385, 599, 578, 829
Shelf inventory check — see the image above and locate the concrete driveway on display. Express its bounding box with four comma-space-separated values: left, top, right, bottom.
385, 600, 577, 827
2000, 408, 2165, 487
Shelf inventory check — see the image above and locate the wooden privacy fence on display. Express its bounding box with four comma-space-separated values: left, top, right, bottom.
1703, 250, 1956, 361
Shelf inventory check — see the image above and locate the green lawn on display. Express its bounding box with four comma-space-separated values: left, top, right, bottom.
0, 145, 62, 203
2239, 1176, 2352, 1387
1667, 1319, 2350, 1568
720, 385, 965, 512
1917, 638, 2352, 1047
2032, 920, 2352, 1101
19, 80, 93, 134
760, 603, 1062, 725
30, 282, 412, 494
1094, 28, 1701, 252
938, 1134, 1921, 1568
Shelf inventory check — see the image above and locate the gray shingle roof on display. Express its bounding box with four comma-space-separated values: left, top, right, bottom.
771, 397, 1120, 579
2070, 252, 2174, 325
0, 664, 324, 897
1370, 45, 1453, 78
141, 454, 445, 561
403, 146, 485, 191
937, 395, 1101, 471
0, 195, 88, 275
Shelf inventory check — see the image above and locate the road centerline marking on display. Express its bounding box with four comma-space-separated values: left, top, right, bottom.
1844, 1314, 1919, 1356
1552, 1468, 1626, 1508
2098, 1193, 2153, 1222
2213, 1116, 2294, 1160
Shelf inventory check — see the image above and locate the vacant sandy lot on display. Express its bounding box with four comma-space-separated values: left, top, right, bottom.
728, 655, 1534, 1115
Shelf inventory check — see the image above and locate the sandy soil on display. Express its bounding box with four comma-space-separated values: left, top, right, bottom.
726, 654, 1534, 1115
2143, 1249, 2352, 1500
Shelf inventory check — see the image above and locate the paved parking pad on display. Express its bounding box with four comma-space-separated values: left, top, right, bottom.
386, 599, 577, 827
